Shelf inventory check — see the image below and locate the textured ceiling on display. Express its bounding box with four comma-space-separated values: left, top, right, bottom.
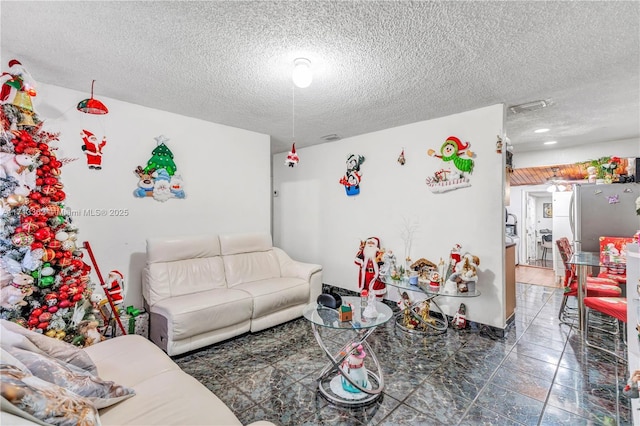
1, 1, 638, 155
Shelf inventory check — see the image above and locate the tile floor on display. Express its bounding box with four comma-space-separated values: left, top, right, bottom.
174, 283, 631, 425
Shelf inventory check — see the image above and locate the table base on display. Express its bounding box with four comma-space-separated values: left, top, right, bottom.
318, 372, 382, 406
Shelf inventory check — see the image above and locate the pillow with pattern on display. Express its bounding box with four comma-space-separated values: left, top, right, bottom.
6, 346, 135, 409
0, 320, 97, 374
0, 363, 101, 426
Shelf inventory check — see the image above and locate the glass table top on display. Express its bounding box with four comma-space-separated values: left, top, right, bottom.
382, 276, 481, 297
567, 251, 601, 267
302, 296, 393, 330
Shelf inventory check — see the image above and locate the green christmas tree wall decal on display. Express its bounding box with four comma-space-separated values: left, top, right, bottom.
133, 135, 185, 201
144, 135, 176, 176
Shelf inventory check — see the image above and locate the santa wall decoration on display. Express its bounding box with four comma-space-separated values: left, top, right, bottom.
339, 153, 365, 196
133, 135, 185, 202
285, 143, 299, 167
426, 136, 475, 193
354, 236, 386, 300
80, 129, 106, 170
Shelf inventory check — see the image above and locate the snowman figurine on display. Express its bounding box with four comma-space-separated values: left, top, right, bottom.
340, 343, 369, 393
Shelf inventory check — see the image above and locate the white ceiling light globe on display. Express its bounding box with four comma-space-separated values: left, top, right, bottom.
292, 58, 312, 88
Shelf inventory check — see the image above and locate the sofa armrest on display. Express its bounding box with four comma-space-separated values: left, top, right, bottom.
273, 247, 321, 281
273, 247, 323, 304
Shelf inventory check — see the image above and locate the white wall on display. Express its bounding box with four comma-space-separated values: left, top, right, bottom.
273, 104, 507, 328
34, 83, 271, 309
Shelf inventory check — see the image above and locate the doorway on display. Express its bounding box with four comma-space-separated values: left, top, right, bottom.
522, 190, 553, 269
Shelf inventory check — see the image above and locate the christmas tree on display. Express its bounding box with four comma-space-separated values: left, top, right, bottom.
0, 60, 98, 345
144, 135, 177, 176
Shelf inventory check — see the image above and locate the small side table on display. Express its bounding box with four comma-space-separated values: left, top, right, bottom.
384, 277, 480, 335
302, 296, 393, 406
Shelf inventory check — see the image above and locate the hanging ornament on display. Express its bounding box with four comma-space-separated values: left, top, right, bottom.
77, 80, 108, 114
285, 143, 299, 167
80, 129, 106, 170
397, 148, 406, 165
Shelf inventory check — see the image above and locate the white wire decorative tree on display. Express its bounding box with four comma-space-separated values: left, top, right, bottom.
399, 217, 419, 273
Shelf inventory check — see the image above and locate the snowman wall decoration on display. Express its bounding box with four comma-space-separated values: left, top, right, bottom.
426, 136, 475, 193
339, 153, 365, 196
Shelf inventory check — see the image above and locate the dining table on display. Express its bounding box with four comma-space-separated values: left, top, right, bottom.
567, 251, 602, 332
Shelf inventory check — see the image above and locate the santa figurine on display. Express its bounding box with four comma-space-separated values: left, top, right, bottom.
80, 129, 107, 170
453, 303, 467, 329
106, 270, 125, 308
354, 237, 386, 300
285, 143, 299, 167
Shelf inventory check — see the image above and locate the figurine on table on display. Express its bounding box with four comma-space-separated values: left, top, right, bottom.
624, 370, 640, 398
340, 343, 369, 393
452, 303, 467, 329
354, 237, 386, 300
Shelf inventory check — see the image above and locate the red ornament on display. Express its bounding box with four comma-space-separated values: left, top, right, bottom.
47, 306, 58, 314
57, 257, 72, 267
41, 248, 56, 262
33, 227, 51, 242
72, 293, 83, 302
21, 222, 39, 234
27, 317, 39, 327
41, 185, 56, 195
47, 240, 62, 250
29, 192, 41, 200
38, 312, 52, 323
43, 177, 58, 185
43, 204, 61, 217
39, 156, 50, 165
53, 190, 66, 201
37, 322, 49, 330
31, 308, 43, 317
38, 196, 51, 206
30, 241, 44, 250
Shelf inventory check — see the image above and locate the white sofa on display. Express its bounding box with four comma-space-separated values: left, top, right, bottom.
1, 325, 275, 426
143, 232, 323, 356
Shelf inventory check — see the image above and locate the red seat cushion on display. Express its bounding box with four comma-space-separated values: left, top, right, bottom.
584, 297, 627, 322
564, 281, 621, 297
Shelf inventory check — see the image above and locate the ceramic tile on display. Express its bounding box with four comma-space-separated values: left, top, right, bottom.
172, 284, 630, 425
474, 382, 544, 425
459, 403, 527, 426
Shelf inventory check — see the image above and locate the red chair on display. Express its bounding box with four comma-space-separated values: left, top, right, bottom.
556, 237, 620, 324
583, 296, 627, 361
597, 236, 633, 285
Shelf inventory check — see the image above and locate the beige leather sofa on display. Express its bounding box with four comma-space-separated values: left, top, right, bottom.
1, 330, 275, 426
143, 232, 323, 356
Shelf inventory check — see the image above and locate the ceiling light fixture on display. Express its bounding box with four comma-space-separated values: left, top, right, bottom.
534, 128, 550, 133
292, 58, 312, 88
544, 141, 557, 145
77, 80, 109, 114
508, 99, 549, 114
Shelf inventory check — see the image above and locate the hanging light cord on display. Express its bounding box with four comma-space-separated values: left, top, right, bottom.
292, 85, 295, 140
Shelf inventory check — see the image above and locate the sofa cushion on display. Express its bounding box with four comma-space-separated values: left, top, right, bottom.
219, 232, 272, 255
223, 251, 281, 287
144, 257, 227, 306
147, 235, 221, 263
97, 370, 242, 426
235, 277, 310, 318
6, 347, 135, 409
83, 335, 180, 387
151, 289, 253, 340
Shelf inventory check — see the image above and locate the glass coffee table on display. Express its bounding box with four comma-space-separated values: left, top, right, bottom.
302, 296, 393, 406
383, 277, 480, 334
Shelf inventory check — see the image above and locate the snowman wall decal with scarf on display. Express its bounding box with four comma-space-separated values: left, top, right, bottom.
426, 136, 475, 193
339, 153, 365, 196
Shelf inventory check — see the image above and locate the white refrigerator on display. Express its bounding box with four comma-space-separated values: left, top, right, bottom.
570, 183, 640, 253
552, 191, 574, 277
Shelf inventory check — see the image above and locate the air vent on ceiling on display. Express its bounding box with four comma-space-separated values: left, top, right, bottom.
508, 100, 550, 114
321, 134, 341, 141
